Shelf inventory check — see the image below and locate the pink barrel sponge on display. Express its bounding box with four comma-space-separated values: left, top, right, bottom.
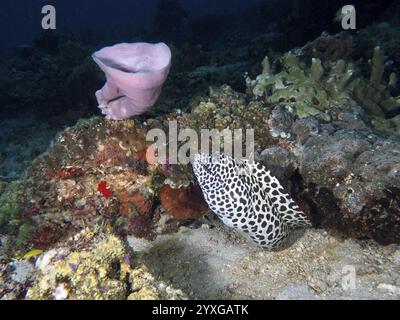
92, 42, 171, 120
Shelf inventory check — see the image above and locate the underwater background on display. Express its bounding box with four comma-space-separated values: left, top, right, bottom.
0, 0, 399, 300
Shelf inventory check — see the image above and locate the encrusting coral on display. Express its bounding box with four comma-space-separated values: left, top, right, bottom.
0, 114, 214, 256
25, 231, 183, 300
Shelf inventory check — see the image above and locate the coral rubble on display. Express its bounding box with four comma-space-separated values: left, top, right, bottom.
25, 231, 183, 300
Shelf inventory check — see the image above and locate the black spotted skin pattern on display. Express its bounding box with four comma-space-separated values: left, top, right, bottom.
193, 152, 311, 249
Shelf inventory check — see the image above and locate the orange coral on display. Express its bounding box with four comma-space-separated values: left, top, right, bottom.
159, 185, 209, 220
116, 190, 156, 240
118, 191, 153, 216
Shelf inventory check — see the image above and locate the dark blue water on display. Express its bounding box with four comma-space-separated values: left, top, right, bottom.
0, 0, 262, 49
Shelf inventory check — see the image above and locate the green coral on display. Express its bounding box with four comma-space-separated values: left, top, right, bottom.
0, 181, 38, 250
370, 46, 385, 87
247, 48, 400, 136
371, 115, 400, 137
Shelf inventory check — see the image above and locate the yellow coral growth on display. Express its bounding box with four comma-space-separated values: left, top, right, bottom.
25, 233, 162, 300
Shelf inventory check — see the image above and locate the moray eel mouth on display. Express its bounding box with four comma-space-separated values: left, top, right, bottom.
192, 152, 311, 249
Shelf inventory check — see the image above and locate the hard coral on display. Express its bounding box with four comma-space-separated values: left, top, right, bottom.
247, 47, 400, 135
159, 185, 208, 220
26, 233, 168, 300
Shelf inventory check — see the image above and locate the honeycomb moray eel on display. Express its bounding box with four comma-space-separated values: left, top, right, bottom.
193, 152, 311, 249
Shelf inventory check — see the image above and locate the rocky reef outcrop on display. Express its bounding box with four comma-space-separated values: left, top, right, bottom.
1, 6, 400, 299
245, 47, 400, 244
1, 45, 399, 257
247, 47, 400, 136
25, 231, 184, 300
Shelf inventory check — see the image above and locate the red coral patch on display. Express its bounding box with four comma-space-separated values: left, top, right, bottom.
98, 181, 113, 198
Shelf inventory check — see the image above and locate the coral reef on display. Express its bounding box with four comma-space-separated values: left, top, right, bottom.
297, 32, 355, 62
246, 47, 400, 136
241, 39, 400, 244
294, 111, 400, 243
24, 231, 183, 300
0, 114, 211, 257
159, 185, 208, 220
1, 38, 399, 262
1, 4, 400, 298
178, 84, 276, 149
118, 191, 153, 216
